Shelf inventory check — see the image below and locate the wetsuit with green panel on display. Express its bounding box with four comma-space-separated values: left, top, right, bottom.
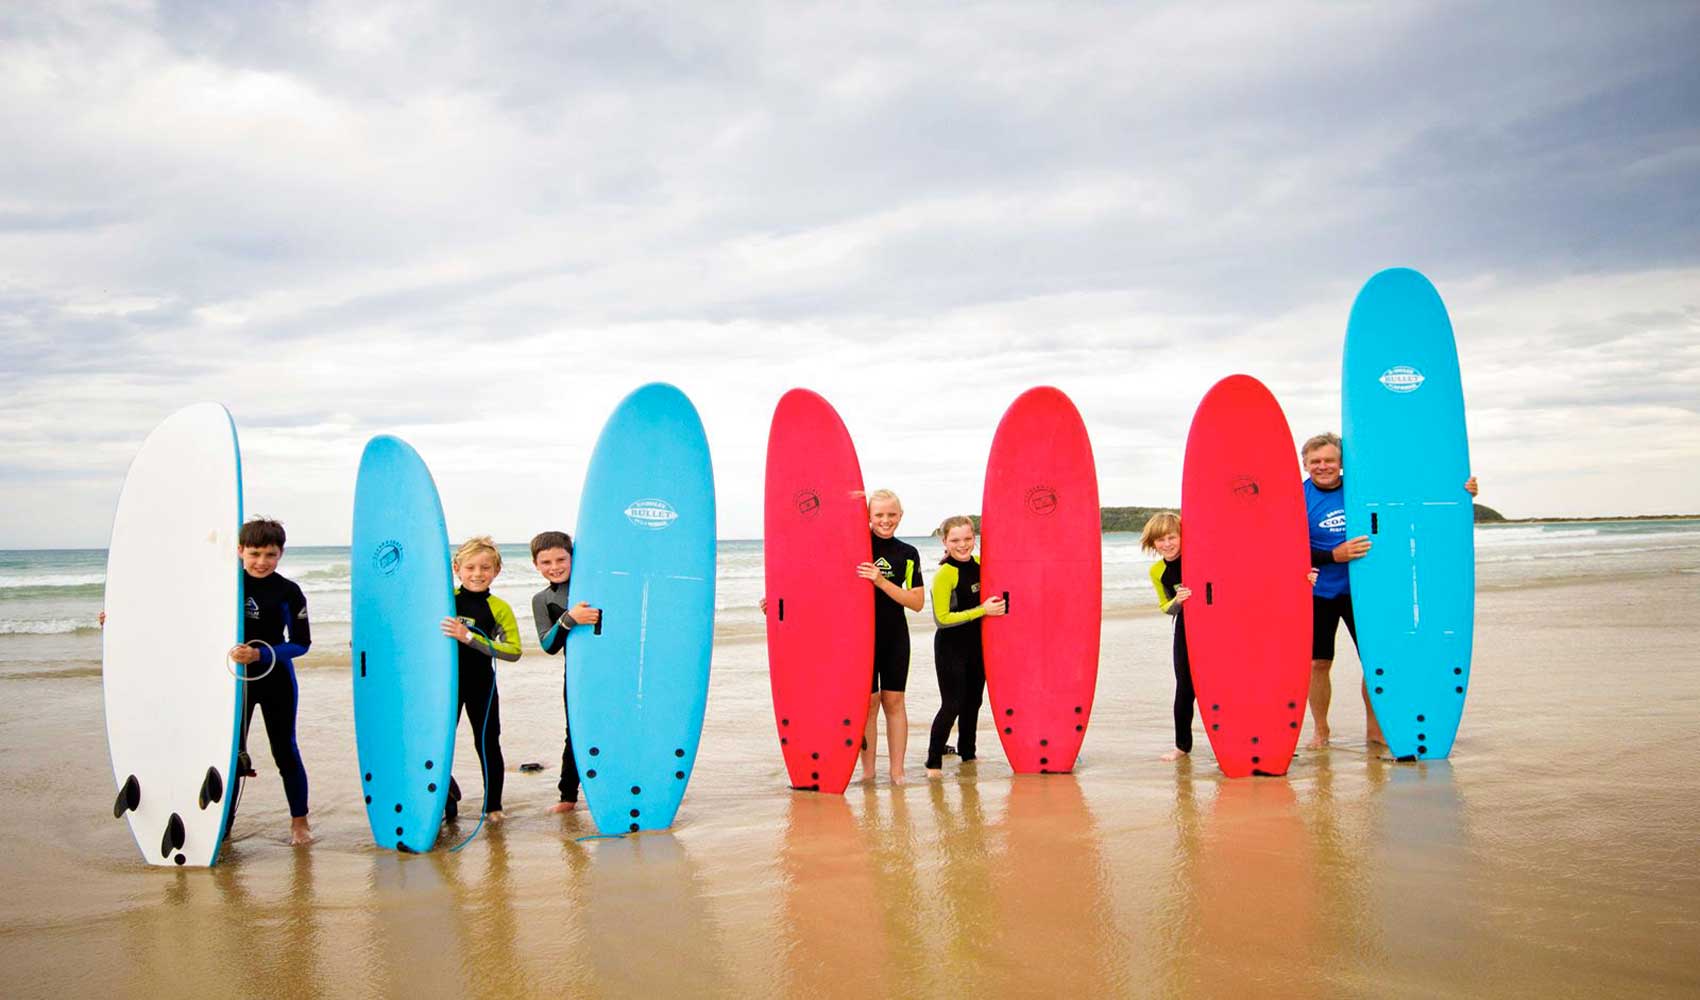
451, 587, 521, 815
1149, 557, 1194, 753
926, 554, 988, 770
870, 533, 923, 693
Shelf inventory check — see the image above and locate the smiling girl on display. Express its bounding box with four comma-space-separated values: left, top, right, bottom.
924, 515, 1006, 776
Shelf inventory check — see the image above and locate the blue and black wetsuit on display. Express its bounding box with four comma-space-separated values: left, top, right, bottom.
532, 580, 580, 805
925, 555, 987, 770
239, 570, 311, 818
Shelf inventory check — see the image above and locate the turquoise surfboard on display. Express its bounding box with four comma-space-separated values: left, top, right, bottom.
352, 435, 459, 851
1343, 268, 1474, 760
567, 384, 716, 835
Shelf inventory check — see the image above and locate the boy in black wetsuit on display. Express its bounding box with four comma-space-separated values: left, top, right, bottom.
528, 531, 600, 814
225, 517, 314, 845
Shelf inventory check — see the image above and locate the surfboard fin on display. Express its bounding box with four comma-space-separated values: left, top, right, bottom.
113, 775, 140, 818
161, 813, 186, 858
198, 767, 224, 809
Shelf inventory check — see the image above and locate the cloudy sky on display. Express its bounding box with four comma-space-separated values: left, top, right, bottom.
3, 1, 1697, 547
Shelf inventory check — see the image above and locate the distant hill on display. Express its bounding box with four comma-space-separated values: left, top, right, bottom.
1473, 503, 1505, 523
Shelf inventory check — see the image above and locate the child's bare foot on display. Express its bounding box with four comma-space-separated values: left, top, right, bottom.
1159, 748, 1188, 762
485, 810, 505, 824
889, 768, 906, 786
289, 817, 314, 845
1305, 729, 1331, 750
925, 767, 942, 778
548, 801, 577, 814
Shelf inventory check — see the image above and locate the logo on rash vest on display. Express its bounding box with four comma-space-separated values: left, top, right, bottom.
793, 489, 821, 518
625, 498, 679, 530
1025, 486, 1059, 516
1230, 476, 1260, 502
874, 556, 893, 580
245, 597, 260, 619
1379, 366, 1425, 393
373, 540, 403, 576
1320, 512, 1346, 531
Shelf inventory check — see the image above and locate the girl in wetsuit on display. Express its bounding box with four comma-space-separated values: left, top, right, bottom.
1141, 512, 1194, 762
924, 515, 1006, 776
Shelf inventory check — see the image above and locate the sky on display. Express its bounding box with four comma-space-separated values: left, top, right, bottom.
2, 1, 1697, 547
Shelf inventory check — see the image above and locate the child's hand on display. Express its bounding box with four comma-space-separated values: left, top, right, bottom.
440, 617, 471, 642
1307, 569, 1319, 587
98, 610, 106, 627
1465, 476, 1479, 497
1172, 585, 1192, 605
757, 597, 768, 614
856, 562, 881, 582
567, 602, 599, 626
1332, 536, 1371, 562
229, 644, 260, 664
983, 595, 1007, 616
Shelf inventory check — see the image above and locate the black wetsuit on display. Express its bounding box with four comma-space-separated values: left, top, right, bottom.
1160, 557, 1195, 754
531, 580, 580, 804
926, 555, 987, 770
870, 533, 923, 693
452, 588, 521, 814
239, 571, 312, 817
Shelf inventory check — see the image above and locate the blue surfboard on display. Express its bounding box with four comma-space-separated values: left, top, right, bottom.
352, 435, 459, 851
567, 383, 716, 835
1343, 267, 1474, 760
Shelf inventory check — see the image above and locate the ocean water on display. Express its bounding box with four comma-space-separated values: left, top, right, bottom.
5, 520, 1699, 680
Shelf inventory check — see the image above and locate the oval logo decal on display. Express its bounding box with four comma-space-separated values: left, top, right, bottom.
625, 498, 679, 530
1025, 486, 1059, 516
1379, 365, 1425, 393
793, 489, 821, 518
373, 540, 403, 575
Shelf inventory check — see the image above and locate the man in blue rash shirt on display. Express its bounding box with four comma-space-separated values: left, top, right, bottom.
1302, 434, 1476, 750
225, 517, 315, 846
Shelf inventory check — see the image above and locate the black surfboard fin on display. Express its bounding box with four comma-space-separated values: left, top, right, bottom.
113, 775, 141, 818
198, 767, 224, 809
161, 813, 186, 858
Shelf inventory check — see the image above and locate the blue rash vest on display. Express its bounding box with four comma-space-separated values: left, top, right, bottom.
1305, 478, 1350, 599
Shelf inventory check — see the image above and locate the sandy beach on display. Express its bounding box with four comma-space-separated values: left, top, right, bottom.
3, 532, 1698, 998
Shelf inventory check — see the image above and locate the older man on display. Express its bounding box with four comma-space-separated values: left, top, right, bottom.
1302, 432, 1477, 748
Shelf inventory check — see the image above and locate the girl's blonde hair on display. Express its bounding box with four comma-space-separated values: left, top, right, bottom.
866, 488, 902, 511
936, 515, 976, 563
453, 535, 503, 571
1139, 512, 1181, 553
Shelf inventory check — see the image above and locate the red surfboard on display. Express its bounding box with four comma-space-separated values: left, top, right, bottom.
1180, 375, 1311, 777
764, 389, 874, 793
981, 387, 1102, 774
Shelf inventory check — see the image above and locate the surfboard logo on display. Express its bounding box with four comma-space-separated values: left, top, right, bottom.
1230, 476, 1260, 502
793, 489, 821, 518
372, 540, 404, 575
625, 498, 679, 530
1025, 486, 1059, 516
1379, 365, 1425, 393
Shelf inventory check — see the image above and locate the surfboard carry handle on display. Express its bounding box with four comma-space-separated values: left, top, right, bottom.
777, 598, 784, 622
1002, 591, 1010, 614
593, 614, 602, 636
359, 651, 366, 678
227, 639, 276, 682
113, 774, 140, 819
1205, 583, 1213, 605
1370, 512, 1379, 535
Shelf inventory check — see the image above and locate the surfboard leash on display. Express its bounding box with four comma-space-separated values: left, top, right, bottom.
449, 624, 499, 854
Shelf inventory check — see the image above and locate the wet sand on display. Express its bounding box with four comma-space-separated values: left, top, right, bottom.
2, 571, 1697, 998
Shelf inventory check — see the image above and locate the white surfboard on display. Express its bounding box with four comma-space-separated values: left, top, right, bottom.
103, 403, 244, 866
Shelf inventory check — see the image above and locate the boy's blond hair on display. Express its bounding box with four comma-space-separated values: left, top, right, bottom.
1139, 512, 1181, 553
867, 488, 902, 511
453, 535, 503, 571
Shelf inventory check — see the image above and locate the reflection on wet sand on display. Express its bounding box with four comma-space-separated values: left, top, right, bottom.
990, 775, 1124, 994
859, 784, 928, 989
1171, 772, 1317, 998
580, 832, 732, 996
366, 850, 465, 995
778, 793, 888, 996
925, 778, 997, 982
